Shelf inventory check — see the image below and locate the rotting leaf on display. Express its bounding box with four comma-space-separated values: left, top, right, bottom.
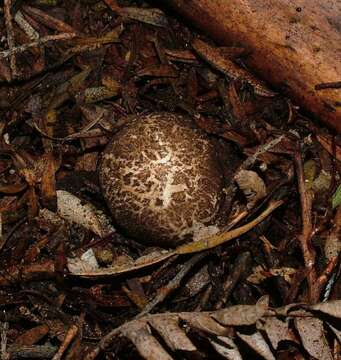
104, 0, 168, 26
84, 86, 120, 103
294, 317, 333, 360
136, 64, 179, 78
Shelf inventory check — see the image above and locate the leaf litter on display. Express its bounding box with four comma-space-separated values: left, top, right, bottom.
0, 0, 340, 359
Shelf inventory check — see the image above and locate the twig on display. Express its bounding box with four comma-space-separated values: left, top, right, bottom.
135, 253, 206, 319
294, 144, 319, 303
4, 0, 17, 78
315, 81, 341, 90
214, 252, 252, 309
239, 135, 285, 171
176, 200, 283, 254
0, 32, 76, 59
52, 325, 78, 360
1, 322, 10, 360
22, 5, 78, 34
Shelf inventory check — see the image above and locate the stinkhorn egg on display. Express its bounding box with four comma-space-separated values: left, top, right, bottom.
99, 112, 226, 247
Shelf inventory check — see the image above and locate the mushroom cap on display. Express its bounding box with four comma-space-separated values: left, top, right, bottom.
99, 112, 224, 247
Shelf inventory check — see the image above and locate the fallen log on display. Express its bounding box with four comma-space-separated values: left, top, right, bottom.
163, 0, 341, 133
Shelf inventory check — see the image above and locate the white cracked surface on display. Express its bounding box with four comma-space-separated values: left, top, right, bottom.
99, 112, 224, 247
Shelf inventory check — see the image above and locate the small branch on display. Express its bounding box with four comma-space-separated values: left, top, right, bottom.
52, 325, 78, 360
176, 199, 283, 254
0, 32, 76, 59
135, 252, 206, 319
22, 5, 78, 34
315, 81, 341, 90
294, 144, 319, 303
4, 0, 17, 78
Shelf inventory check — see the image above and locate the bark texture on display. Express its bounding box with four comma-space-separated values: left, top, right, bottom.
164, 0, 341, 132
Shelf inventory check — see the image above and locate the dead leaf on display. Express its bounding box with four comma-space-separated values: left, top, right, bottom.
237, 331, 275, 360
14, 325, 50, 346
309, 300, 341, 318
295, 317, 333, 360
84, 86, 120, 103
84, 299, 341, 360
68, 249, 174, 277
209, 336, 242, 360
56, 190, 115, 238
192, 38, 276, 97
235, 170, 267, 209
67, 248, 99, 274
120, 7, 168, 27
120, 321, 173, 360
136, 64, 178, 78
261, 317, 298, 350
317, 134, 341, 162
212, 295, 269, 326
148, 317, 196, 352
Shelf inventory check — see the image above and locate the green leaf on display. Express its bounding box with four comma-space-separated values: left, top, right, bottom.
332, 185, 341, 209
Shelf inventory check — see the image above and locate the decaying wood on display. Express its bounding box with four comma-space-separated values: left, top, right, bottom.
163, 0, 341, 132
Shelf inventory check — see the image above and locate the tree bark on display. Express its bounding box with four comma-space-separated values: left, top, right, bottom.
163, 0, 341, 133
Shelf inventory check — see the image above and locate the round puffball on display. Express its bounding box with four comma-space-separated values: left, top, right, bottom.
99, 112, 224, 247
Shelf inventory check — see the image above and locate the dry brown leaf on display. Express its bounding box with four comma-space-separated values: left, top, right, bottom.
68, 249, 174, 277
40, 152, 60, 211
14, 325, 50, 346
120, 321, 173, 360
327, 323, 341, 343
148, 317, 196, 352
261, 317, 298, 350
120, 7, 168, 27
317, 134, 341, 161
324, 206, 341, 261
192, 38, 276, 97
67, 249, 99, 274
294, 317, 333, 360
212, 295, 268, 326
180, 312, 228, 336
235, 169, 267, 209
237, 331, 275, 360
309, 300, 341, 318
84, 299, 341, 360
209, 336, 242, 360
136, 64, 178, 78
56, 190, 114, 238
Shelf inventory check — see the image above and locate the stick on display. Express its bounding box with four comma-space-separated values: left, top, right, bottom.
294, 144, 319, 303
4, 0, 17, 78
0, 32, 76, 59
